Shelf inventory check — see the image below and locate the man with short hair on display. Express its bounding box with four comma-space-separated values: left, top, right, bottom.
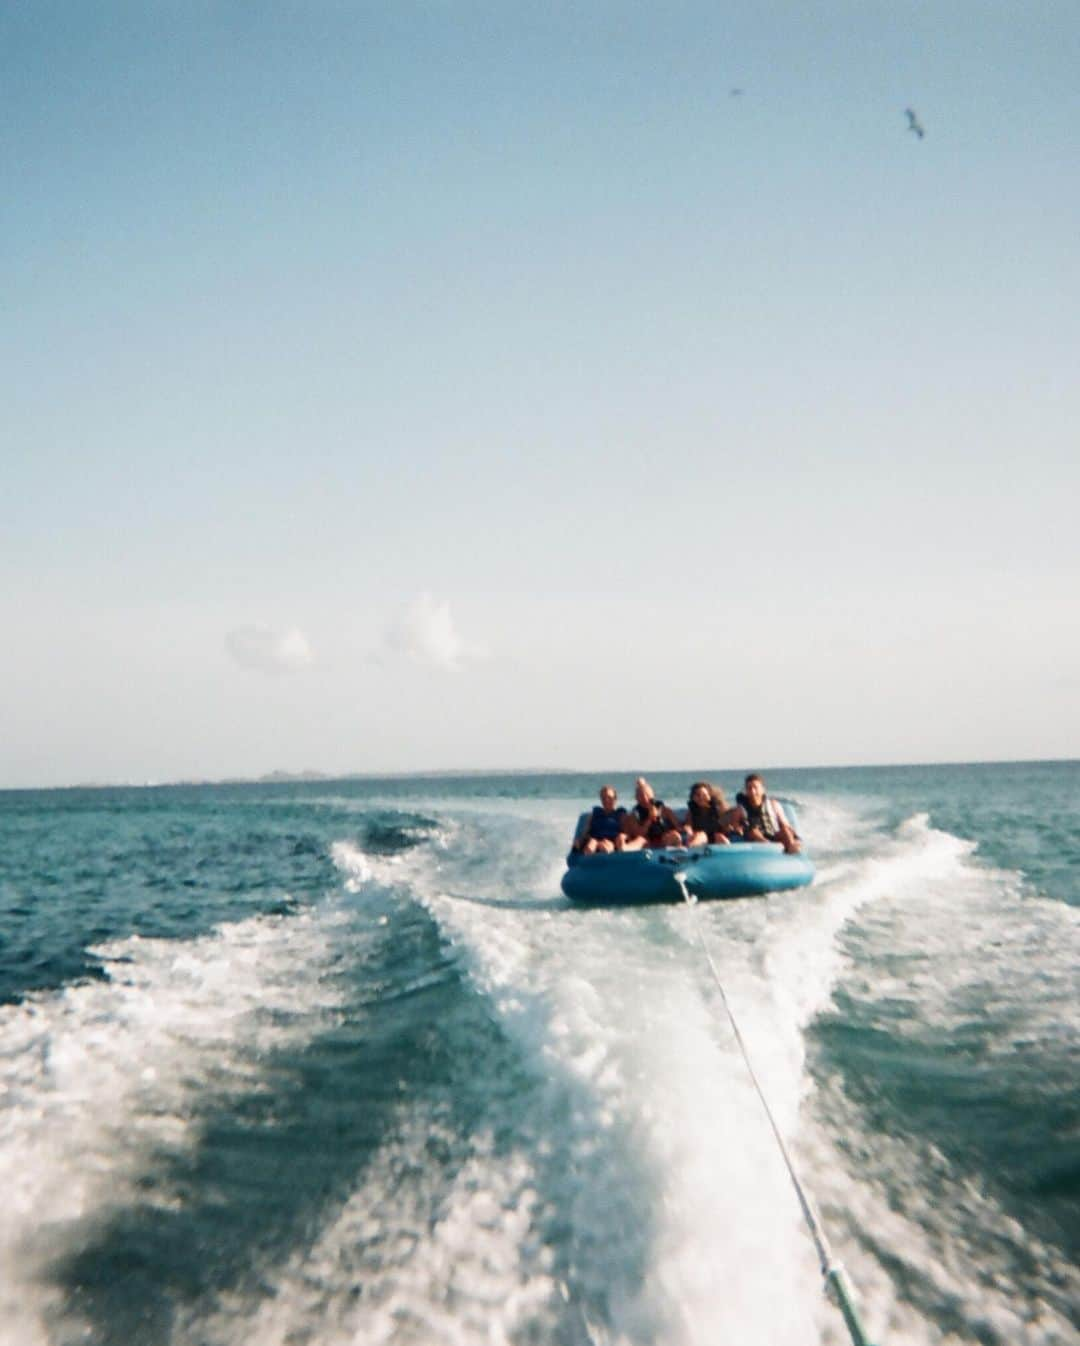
573, 784, 628, 854
736, 774, 801, 853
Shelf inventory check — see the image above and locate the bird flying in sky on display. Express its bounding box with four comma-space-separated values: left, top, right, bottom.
905, 107, 925, 139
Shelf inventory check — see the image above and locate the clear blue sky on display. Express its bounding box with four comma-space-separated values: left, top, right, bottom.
3, 2, 1078, 786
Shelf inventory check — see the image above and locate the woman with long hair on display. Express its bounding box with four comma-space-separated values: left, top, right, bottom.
684, 781, 741, 846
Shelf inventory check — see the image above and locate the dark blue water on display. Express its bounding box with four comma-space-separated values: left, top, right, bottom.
1, 762, 1076, 1345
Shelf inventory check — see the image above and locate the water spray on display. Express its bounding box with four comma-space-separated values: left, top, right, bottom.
671, 872, 878, 1346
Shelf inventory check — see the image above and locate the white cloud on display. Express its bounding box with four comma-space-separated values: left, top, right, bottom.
225, 624, 314, 674
384, 593, 486, 672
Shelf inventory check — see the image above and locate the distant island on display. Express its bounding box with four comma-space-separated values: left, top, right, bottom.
55, 767, 580, 790
257, 769, 333, 783
255, 767, 573, 783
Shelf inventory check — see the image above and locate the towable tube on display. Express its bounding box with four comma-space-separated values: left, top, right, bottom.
561, 810, 814, 905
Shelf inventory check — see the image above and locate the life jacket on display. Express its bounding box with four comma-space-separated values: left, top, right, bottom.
688, 799, 726, 836
736, 791, 781, 840
634, 798, 670, 842
589, 805, 626, 841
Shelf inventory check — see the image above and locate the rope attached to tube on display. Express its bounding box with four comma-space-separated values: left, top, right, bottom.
671, 873, 879, 1346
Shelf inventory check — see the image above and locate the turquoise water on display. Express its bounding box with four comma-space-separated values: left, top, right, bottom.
1, 762, 1077, 1345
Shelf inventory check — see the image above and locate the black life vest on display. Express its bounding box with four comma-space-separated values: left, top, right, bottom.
688, 799, 726, 836
634, 798, 670, 842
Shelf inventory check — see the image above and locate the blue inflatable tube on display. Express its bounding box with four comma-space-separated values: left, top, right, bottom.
560, 812, 815, 905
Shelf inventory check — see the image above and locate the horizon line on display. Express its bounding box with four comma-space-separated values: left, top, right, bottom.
3, 755, 1078, 794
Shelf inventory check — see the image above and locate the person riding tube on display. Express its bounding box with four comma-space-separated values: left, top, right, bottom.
735, 773, 802, 854
621, 776, 684, 850
573, 785, 629, 854
685, 781, 741, 846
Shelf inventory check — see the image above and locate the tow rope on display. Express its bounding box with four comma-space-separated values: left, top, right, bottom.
672, 873, 879, 1346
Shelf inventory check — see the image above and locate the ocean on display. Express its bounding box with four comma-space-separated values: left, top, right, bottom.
1, 762, 1077, 1346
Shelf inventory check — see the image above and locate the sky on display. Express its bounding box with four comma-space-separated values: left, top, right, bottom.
3, 1, 1078, 787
